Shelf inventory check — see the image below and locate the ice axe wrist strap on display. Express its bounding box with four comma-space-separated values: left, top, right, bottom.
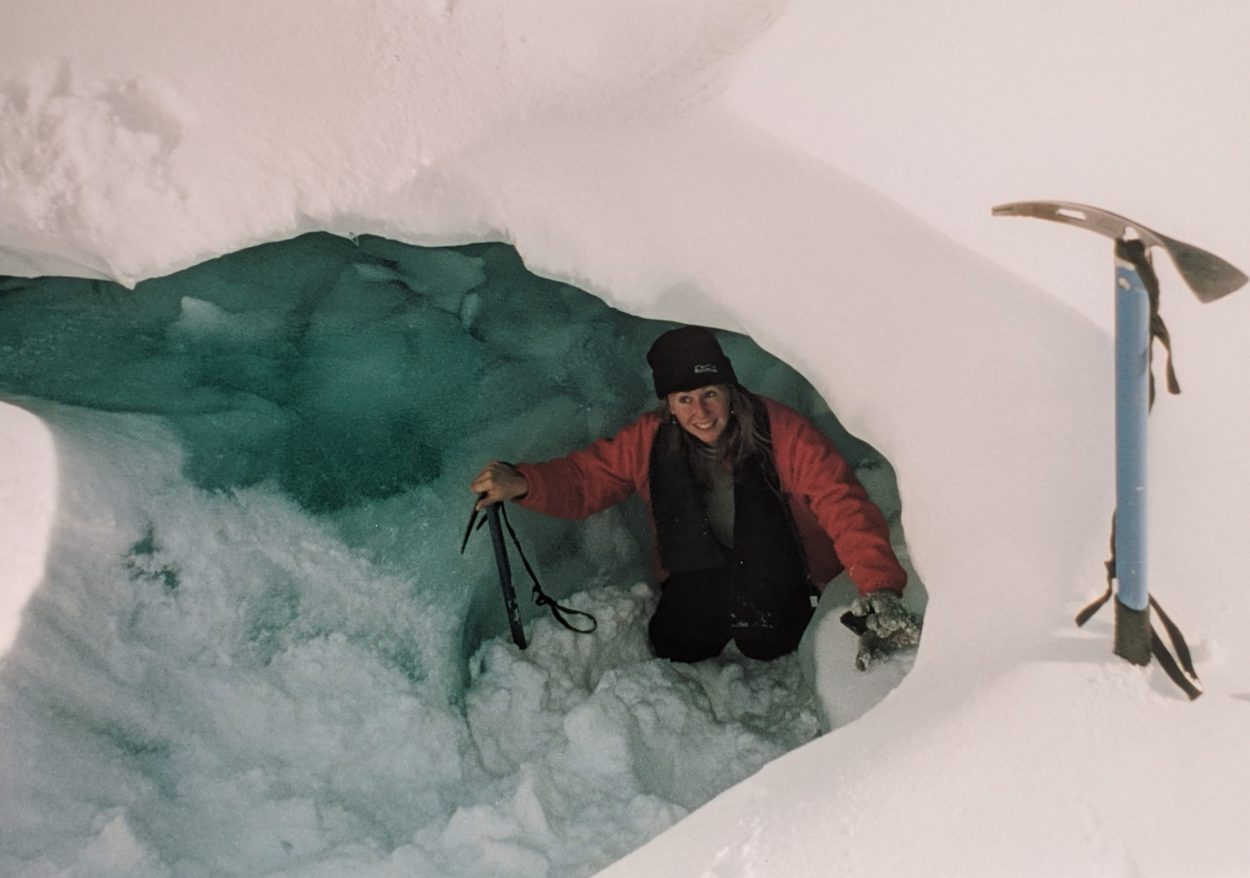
461, 496, 598, 644
496, 503, 599, 635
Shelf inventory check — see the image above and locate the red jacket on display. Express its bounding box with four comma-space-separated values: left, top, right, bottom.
515, 397, 907, 596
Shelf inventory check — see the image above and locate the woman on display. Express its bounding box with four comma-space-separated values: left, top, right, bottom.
471, 325, 910, 663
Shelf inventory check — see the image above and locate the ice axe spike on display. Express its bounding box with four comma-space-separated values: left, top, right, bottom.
992, 201, 1248, 303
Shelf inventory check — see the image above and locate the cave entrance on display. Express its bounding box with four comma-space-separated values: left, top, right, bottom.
0, 232, 923, 878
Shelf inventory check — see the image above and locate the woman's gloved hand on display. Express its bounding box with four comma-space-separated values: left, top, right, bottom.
845, 590, 922, 671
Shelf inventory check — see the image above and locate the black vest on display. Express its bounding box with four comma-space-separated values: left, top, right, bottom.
648, 395, 813, 598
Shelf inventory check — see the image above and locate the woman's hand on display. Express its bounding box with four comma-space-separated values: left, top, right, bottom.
845, 590, 921, 671
470, 461, 529, 510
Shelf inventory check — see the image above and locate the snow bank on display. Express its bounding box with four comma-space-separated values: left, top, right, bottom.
0, 401, 56, 654
0, 0, 785, 284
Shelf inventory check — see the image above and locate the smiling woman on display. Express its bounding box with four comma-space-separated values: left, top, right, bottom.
471, 324, 914, 667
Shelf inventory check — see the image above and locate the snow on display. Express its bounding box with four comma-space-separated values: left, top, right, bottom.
3, 1, 1250, 877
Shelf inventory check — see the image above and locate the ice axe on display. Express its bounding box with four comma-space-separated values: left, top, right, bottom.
462, 500, 528, 648
461, 495, 597, 651
993, 201, 1246, 697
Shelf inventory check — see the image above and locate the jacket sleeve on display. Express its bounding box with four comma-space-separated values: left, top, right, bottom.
512, 414, 655, 520
769, 400, 907, 595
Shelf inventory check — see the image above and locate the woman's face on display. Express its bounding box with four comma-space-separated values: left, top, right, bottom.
667, 384, 731, 445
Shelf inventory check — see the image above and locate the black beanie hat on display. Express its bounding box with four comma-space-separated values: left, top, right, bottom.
646, 325, 738, 398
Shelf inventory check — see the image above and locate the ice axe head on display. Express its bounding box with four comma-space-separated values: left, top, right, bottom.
992, 201, 1248, 304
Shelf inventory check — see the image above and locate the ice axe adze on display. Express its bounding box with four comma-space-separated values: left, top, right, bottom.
993, 201, 1247, 699
994, 201, 1247, 303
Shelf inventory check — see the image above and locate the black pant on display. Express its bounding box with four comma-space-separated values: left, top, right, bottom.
648, 565, 815, 663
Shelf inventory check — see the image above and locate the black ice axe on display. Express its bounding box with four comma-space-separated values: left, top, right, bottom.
462, 500, 528, 648
461, 496, 597, 650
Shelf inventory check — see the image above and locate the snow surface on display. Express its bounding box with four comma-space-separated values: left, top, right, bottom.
3, 1, 1250, 876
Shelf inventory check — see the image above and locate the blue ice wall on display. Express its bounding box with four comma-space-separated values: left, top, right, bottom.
0, 234, 898, 877
0, 233, 883, 646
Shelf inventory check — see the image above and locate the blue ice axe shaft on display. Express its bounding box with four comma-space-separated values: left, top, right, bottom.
1114, 252, 1150, 613
992, 201, 1247, 663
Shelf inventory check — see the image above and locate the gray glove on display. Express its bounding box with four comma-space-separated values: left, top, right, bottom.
844, 591, 922, 671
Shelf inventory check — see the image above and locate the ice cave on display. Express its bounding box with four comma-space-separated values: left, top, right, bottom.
0, 233, 922, 876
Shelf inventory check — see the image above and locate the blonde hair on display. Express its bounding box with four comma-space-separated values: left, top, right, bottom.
658, 384, 771, 486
